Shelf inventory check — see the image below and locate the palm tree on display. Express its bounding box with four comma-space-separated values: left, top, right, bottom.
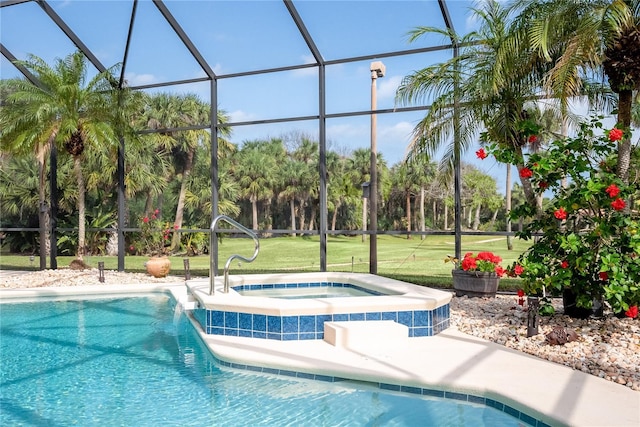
234, 140, 279, 231
517, 0, 640, 183
395, 1, 557, 216
0, 51, 132, 262
350, 148, 372, 241
279, 157, 306, 236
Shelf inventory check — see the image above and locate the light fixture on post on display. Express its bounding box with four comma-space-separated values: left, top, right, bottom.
369, 61, 385, 275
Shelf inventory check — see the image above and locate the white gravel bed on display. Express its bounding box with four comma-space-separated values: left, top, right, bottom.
451, 295, 640, 392
2, 269, 639, 392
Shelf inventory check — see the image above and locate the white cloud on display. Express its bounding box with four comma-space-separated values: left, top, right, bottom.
379, 121, 415, 164
228, 109, 256, 123
377, 75, 402, 100
125, 72, 157, 86
327, 123, 368, 141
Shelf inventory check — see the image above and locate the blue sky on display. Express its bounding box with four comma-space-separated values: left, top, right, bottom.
0, 1, 622, 194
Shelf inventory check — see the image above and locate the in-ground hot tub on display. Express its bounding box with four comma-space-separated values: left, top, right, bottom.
185, 272, 451, 341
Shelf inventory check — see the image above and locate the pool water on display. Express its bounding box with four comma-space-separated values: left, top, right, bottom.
0, 296, 532, 426
236, 286, 377, 299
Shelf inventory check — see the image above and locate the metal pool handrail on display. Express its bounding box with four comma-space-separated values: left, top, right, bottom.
209, 215, 260, 295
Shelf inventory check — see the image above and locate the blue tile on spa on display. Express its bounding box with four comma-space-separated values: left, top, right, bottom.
365, 312, 382, 320
382, 311, 397, 321
224, 312, 238, 328
283, 316, 299, 333
210, 310, 224, 327
253, 314, 266, 332
268, 316, 282, 333
300, 315, 315, 333
413, 310, 431, 327
349, 312, 365, 321
239, 313, 252, 330
412, 327, 431, 337
398, 311, 412, 326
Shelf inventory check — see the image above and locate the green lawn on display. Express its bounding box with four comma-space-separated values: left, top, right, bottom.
1, 234, 529, 291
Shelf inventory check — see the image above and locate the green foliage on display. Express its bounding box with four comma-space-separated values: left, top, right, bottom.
134, 209, 176, 256
500, 118, 640, 314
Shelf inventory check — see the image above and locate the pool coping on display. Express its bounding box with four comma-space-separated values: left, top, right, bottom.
1, 281, 638, 427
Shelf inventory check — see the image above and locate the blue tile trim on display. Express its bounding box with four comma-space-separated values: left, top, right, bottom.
200, 303, 451, 341
232, 281, 385, 296
210, 352, 538, 426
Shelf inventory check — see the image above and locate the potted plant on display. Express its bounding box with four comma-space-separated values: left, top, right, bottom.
447, 252, 506, 297
137, 209, 176, 278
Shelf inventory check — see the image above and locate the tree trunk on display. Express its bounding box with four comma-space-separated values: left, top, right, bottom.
290, 199, 296, 237
490, 208, 499, 229
74, 156, 86, 260
37, 154, 49, 268
362, 197, 367, 242
331, 201, 340, 231
616, 89, 633, 184
251, 197, 258, 230
308, 206, 316, 231
420, 186, 425, 240
506, 163, 513, 250
444, 203, 449, 230
171, 148, 194, 251
515, 145, 541, 214
473, 203, 481, 230
406, 192, 411, 239
298, 197, 306, 231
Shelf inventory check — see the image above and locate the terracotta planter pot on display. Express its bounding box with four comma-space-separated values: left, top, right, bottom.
146, 256, 171, 278
452, 269, 499, 297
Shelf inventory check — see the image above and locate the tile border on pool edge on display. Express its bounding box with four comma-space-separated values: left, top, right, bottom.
213, 356, 546, 427
192, 303, 450, 340
232, 281, 386, 296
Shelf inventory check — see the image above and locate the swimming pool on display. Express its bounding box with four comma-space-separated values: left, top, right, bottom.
186, 272, 452, 340
0, 295, 534, 426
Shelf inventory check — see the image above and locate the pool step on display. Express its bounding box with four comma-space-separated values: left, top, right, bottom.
324, 320, 408, 349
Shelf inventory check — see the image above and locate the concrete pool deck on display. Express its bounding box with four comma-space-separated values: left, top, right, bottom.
1, 279, 638, 427
200, 326, 639, 427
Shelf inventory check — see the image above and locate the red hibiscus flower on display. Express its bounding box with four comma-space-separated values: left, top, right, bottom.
561, 260, 569, 269
605, 184, 620, 198
475, 148, 488, 160
608, 128, 623, 142
142, 216, 149, 223
513, 265, 524, 276
519, 167, 533, 178
517, 289, 525, 297
625, 305, 638, 319
539, 181, 548, 189
528, 135, 538, 144
611, 198, 626, 211
599, 271, 609, 281
554, 207, 567, 220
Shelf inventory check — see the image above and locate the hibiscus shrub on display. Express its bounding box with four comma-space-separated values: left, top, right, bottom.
508, 117, 639, 316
